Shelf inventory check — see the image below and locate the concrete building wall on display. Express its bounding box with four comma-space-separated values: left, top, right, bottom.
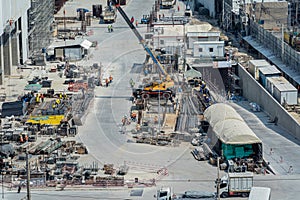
238, 64, 300, 138
153, 36, 184, 50
188, 35, 219, 49
193, 41, 224, 57
3, 33, 11, 75
0, 0, 30, 34
0, 36, 3, 84
0, 0, 30, 81
21, 10, 29, 64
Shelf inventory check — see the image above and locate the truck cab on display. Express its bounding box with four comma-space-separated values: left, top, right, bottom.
219, 172, 253, 198
156, 187, 172, 200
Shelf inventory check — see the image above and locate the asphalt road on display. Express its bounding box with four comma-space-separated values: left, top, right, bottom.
3, 0, 300, 199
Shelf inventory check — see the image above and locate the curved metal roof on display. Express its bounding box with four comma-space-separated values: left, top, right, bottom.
203, 103, 244, 127
213, 119, 261, 144
204, 103, 261, 144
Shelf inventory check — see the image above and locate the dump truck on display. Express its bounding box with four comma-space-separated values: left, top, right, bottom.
219, 172, 253, 198
102, 6, 117, 23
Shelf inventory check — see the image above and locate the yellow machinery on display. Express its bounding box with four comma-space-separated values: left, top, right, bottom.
111, 0, 174, 99
284, 30, 300, 51
27, 115, 65, 126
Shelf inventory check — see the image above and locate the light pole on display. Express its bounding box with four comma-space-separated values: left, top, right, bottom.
276, 22, 285, 61
26, 150, 31, 200
158, 90, 161, 134
281, 23, 284, 61
1, 132, 3, 200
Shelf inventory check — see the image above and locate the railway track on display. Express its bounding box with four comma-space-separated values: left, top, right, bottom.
176, 84, 202, 132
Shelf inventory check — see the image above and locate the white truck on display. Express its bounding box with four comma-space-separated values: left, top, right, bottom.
102, 6, 117, 23
161, 0, 176, 9
155, 187, 172, 200
219, 172, 253, 198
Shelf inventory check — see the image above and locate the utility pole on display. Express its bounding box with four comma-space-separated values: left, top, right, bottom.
222, 0, 225, 29
216, 157, 221, 200
296, 1, 299, 26
281, 23, 284, 61
183, 23, 187, 72
26, 151, 31, 200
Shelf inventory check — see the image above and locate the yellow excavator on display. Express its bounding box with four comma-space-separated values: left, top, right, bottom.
110, 0, 174, 100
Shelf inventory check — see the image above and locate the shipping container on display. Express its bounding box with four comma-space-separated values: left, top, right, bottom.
258, 65, 281, 87
273, 81, 298, 105
248, 60, 271, 80
1, 101, 24, 117
266, 76, 289, 95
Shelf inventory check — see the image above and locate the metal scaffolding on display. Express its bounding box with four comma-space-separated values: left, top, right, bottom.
28, 0, 55, 57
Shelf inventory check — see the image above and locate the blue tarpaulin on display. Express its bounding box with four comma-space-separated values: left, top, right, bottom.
76, 8, 89, 12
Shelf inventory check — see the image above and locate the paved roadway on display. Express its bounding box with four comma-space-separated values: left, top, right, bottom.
2, 0, 300, 199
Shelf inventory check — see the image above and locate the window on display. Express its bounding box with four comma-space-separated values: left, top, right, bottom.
160, 40, 164, 45
209, 48, 214, 52
198, 48, 203, 52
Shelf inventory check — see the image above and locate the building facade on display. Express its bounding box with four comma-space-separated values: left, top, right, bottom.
28, 0, 55, 64
0, 0, 30, 84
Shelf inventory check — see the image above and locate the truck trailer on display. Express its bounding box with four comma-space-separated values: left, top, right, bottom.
219, 172, 253, 198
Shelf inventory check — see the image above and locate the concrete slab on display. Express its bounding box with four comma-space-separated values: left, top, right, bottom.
230, 101, 300, 175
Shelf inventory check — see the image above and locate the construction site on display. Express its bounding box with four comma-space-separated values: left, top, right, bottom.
0, 0, 300, 199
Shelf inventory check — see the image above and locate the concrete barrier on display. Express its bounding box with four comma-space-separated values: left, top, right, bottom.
237, 64, 299, 138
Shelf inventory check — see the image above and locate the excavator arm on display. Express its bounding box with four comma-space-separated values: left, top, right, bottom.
110, 0, 168, 77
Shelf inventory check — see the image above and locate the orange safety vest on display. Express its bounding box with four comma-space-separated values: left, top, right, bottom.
20, 135, 24, 143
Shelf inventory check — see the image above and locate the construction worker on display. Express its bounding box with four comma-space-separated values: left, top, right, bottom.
105, 78, 109, 87
40, 93, 44, 103
17, 185, 21, 193
109, 75, 113, 83
129, 78, 135, 88
108, 24, 111, 32
130, 16, 134, 24
131, 112, 137, 122
136, 124, 140, 131
122, 115, 127, 126
154, 116, 158, 124
52, 103, 56, 110
19, 134, 23, 143
35, 94, 40, 103
135, 20, 138, 28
